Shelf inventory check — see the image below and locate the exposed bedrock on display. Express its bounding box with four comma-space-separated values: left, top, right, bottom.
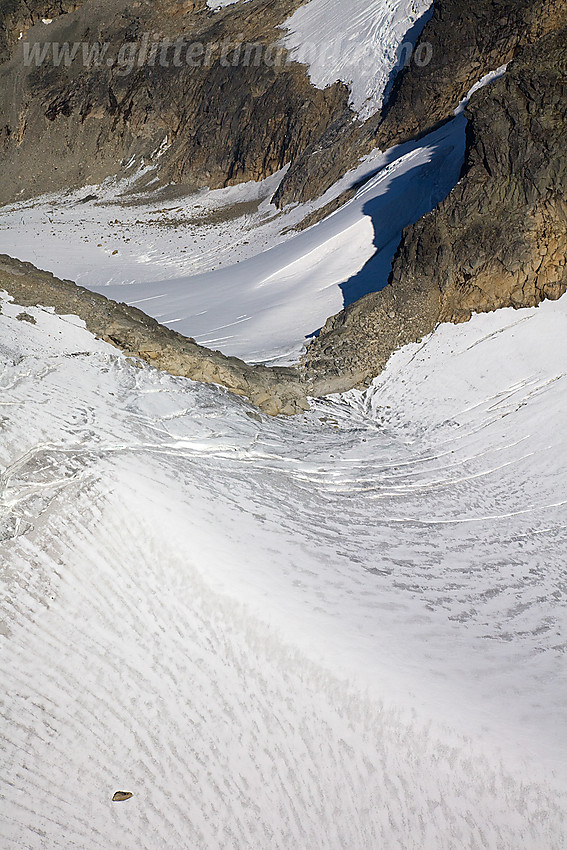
0, 0, 348, 204
1, 26, 566, 412
273, 0, 567, 210
300, 27, 567, 392
0, 0, 84, 64
0, 253, 310, 415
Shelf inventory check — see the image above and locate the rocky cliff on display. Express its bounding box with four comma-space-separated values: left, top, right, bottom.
0, 0, 83, 64
273, 0, 567, 210
300, 26, 567, 392
2, 1, 566, 413
0, 0, 348, 203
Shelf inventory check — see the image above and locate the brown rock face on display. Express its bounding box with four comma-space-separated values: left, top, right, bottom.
0, 254, 310, 415
397, 26, 567, 324
273, 0, 567, 210
0, 0, 84, 64
299, 27, 567, 394
1, 26, 565, 411
377, 0, 567, 150
0, 0, 348, 203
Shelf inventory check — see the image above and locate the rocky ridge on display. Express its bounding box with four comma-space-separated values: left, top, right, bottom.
1, 1, 566, 414
2, 24, 566, 413
0, 254, 309, 415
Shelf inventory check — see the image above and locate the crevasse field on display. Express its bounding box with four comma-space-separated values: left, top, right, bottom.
1, 0, 566, 847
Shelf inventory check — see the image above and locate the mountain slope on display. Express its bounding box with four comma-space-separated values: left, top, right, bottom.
301, 27, 567, 390
0, 0, 349, 203
273, 0, 567, 208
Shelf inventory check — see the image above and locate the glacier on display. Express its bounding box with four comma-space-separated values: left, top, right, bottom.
1, 290, 566, 849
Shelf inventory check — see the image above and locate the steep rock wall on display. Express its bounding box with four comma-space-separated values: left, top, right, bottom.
273, 0, 567, 210
0, 0, 348, 203
300, 27, 567, 393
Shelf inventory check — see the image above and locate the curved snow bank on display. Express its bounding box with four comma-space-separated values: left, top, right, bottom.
1, 291, 566, 848
0, 118, 465, 364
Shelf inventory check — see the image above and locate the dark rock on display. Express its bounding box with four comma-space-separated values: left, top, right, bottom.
0, 0, 84, 64
0, 0, 349, 203
273, 0, 567, 210
15, 311, 36, 323
299, 27, 567, 394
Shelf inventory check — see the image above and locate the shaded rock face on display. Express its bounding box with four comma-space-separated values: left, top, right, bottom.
273, 0, 567, 210
376, 0, 567, 149
299, 27, 567, 392
0, 0, 84, 64
0, 0, 348, 203
394, 26, 567, 324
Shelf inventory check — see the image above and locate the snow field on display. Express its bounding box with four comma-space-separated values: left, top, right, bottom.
1, 292, 566, 849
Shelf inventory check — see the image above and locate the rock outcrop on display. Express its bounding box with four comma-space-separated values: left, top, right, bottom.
0, 254, 309, 415
0, 0, 348, 203
273, 0, 567, 210
300, 27, 567, 391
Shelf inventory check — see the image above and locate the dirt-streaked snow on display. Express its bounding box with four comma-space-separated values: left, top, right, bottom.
1, 290, 566, 850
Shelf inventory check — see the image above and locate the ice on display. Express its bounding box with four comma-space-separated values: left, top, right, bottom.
1, 36, 565, 847
281, 0, 434, 118
1, 290, 566, 849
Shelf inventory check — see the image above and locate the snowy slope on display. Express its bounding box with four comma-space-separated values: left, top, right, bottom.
0, 117, 465, 363
207, 0, 433, 118
282, 0, 433, 118
1, 290, 566, 849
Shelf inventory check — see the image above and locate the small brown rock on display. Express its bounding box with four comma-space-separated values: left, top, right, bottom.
16, 312, 36, 324
112, 791, 133, 802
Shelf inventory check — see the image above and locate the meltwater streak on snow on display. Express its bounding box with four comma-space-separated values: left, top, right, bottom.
282, 0, 433, 118
1, 292, 567, 849
0, 117, 466, 364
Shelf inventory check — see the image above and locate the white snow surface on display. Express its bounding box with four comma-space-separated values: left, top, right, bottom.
207, 0, 241, 9
0, 117, 466, 364
1, 290, 567, 849
282, 0, 433, 118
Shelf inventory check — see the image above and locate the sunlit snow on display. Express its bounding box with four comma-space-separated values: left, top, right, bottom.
1, 34, 565, 849
0, 117, 465, 363
282, 0, 433, 118
1, 292, 566, 849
